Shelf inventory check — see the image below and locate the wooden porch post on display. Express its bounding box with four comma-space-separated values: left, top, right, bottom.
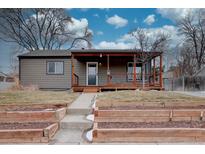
153, 57, 156, 86
133, 54, 137, 85
71, 54, 74, 87
107, 54, 110, 84
160, 54, 163, 89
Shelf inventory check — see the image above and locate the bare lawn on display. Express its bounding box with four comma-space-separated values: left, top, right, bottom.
97, 90, 205, 107
0, 90, 79, 105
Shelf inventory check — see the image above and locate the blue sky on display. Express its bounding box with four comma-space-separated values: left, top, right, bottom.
0, 8, 185, 73
67, 8, 174, 44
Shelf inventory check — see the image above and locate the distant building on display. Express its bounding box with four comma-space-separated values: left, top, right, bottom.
0, 72, 8, 82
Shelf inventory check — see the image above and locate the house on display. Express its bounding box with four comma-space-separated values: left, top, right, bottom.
0, 72, 7, 82
18, 49, 163, 92
0, 72, 15, 90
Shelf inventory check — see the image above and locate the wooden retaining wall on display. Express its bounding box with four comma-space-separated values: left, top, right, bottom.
0, 123, 59, 143
96, 100, 205, 108
93, 123, 205, 143
94, 107, 205, 122
0, 108, 66, 123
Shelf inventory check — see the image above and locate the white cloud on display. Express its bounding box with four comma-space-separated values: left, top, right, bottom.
119, 25, 181, 48
93, 14, 99, 18
96, 25, 181, 50
96, 31, 104, 35
143, 14, 155, 25
106, 14, 128, 28
96, 41, 134, 49
157, 8, 197, 22
65, 17, 93, 37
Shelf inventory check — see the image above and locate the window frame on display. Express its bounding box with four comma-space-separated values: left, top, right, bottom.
46, 61, 64, 75
127, 62, 144, 81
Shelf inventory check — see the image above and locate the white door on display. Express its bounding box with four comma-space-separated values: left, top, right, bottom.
86, 62, 98, 86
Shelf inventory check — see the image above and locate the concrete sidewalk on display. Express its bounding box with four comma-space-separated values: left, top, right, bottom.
50, 93, 96, 145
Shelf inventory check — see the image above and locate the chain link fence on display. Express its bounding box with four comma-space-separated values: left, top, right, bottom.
164, 76, 205, 91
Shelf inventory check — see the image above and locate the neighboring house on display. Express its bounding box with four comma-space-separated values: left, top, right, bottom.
0, 72, 7, 82
0, 72, 14, 90
18, 49, 163, 92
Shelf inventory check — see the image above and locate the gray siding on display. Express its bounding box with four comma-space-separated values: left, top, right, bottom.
74, 59, 86, 85
20, 58, 71, 89
75, 58, 129, 86
20, 56, 153, 88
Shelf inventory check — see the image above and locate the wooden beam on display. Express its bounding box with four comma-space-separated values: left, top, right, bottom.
160, 54, 163, 89
72, 52, 162, 57
71, 55, 74, 87
153, 58, 156, 86
133, 54, 137, 85
107, 54, 110, 84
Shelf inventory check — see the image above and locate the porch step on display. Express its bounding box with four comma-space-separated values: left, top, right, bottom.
83, 87, 99, 93
60, 115, 93, 130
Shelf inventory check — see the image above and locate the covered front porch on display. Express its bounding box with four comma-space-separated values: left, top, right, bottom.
71, 50, 163, 92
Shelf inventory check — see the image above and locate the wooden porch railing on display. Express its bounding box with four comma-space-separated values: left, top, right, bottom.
108, 72, 160, 85
73, 73, 79, 86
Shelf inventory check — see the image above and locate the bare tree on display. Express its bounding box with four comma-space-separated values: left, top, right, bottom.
130, 28, 170, 88
178, 9, 205, 71
0, 8, 92, 51
177, 42, 197, 76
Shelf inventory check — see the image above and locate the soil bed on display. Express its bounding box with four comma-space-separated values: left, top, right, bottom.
0, 104, 66, 111
0, 122, 53, 130
98, 121, 205, 128
99, 105, 205, 110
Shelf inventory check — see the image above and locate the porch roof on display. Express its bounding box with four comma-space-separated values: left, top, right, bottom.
71, 49, 162, 58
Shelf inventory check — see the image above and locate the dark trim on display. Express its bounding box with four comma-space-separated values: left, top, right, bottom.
19, 58, 21, 84
46, 61, 65, 75
19, 56, 71, 59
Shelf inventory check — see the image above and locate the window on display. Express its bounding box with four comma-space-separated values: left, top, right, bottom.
47, 61, 64, 75
0, 76, 4, 82
127, 62, 142, 81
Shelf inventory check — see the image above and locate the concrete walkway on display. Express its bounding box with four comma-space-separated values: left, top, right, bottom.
50, 93, 96, 145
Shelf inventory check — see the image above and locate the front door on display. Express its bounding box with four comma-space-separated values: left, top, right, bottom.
86, 62, 98, 86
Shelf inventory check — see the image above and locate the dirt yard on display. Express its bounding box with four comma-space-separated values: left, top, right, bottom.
0, 122, 53, 130
0, 90, 79, 105
98, 121, 205, 128
97, 90, 205, 107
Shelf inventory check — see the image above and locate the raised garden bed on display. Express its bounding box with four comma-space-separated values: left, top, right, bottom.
93, 122, 205, 143
96, 91, 205, 108
93, 91, 205, 143
0, 107, 66, 123
0, 103, 67, 123
0, 122, 59, 143
94, 107, 205, 122
0, 103, 67, 111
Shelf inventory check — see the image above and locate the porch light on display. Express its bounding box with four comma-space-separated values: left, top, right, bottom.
100, 53, 102, 58
99, 62, 102, 66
